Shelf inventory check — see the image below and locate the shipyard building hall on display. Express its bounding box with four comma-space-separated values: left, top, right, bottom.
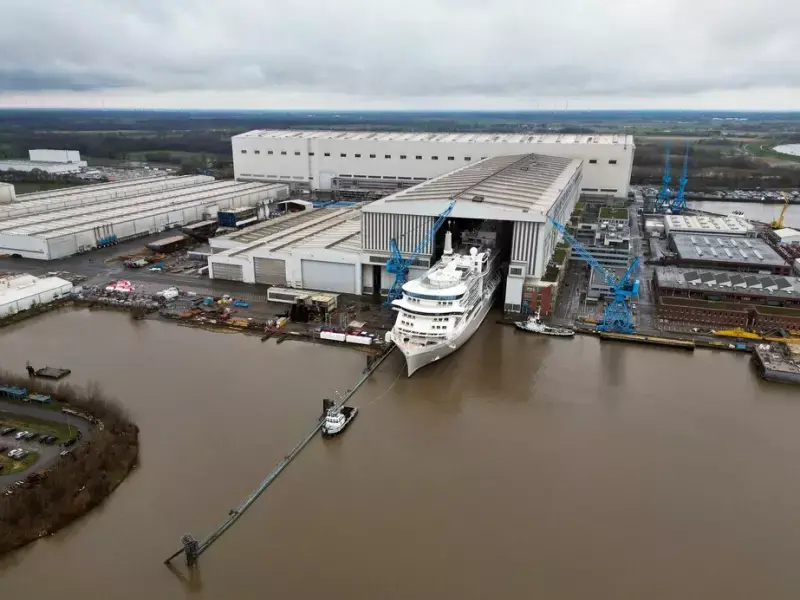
211, 153, 582, 312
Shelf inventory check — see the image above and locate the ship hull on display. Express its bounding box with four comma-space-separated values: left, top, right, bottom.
396, 292, 496, 377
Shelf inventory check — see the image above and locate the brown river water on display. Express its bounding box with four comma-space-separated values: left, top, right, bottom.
1, 308, 800, 599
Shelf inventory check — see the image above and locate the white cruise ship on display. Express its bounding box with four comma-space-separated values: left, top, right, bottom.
389, 228, 501, 376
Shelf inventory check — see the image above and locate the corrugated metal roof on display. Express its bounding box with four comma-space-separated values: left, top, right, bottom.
365, 153, 580, 214
655, 266, 800, 297
219, 208, 363, 259
235, 129, 634, 146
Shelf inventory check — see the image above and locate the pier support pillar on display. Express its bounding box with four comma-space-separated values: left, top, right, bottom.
181, 534, 200, 566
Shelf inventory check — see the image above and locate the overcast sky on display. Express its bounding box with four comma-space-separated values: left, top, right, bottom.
1, 0, 798, 110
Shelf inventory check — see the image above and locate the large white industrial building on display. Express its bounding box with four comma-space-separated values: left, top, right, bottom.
0, 176, 288, 259
211, 153, 582, 311
232, 129, 633, 198
0, 149, 88, 174
0, 183, 14, 204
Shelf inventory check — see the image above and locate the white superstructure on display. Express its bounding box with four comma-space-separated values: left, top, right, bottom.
0, 274, 73, 318
391, 230, 501, 376
233, 129, 633, 197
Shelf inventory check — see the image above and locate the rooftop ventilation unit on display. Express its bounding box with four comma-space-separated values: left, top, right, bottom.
472, 195, 484, 203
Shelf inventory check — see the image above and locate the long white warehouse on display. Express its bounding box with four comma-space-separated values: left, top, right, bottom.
0, 179, 288, 259
233, 129, 633, 197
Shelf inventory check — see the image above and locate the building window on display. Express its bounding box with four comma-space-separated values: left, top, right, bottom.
309, 152, 315, 156
416, 156, 422, 160
481, 156, 487, 160
447, 156, 454, 161
370, 154, 376, 158
294, 151, 301, 156
432, 156, 439, 160
609, 159, 617, 164
267, 150, 273, 155
464, 157, 471, 161
385, 154, 391, 159
355, 153, 361, 158
589, 159, 597, 164
324, 152, 330, 157
341, 153, 347, 158
241, 150, 247, 154
400, 155, 407, 159
280, 151, 287, 155
254, 150, 260, 155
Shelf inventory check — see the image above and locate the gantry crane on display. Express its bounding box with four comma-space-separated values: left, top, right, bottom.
549, 217, 640, 333
771, 192, 790, 230
655, 140, 672, 213
385, 200, 456, 306
669, 142, 690, 214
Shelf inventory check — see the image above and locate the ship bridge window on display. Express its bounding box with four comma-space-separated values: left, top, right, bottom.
406, 292, 462, 301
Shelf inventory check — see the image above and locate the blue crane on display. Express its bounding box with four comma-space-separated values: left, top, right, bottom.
384, 200, 456, 305
669, 142, 690, 214
548, 217, 640, 333
655, 140, 672, 213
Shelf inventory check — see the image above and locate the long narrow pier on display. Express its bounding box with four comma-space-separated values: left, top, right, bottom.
164, 344, 396, 566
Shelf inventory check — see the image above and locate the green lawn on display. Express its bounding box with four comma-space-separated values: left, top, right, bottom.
0, 413, 79, 442
0, 451, 40, 476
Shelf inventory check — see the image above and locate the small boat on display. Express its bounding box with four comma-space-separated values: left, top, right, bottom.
514, 308, 575, 337
321, 398, 358, 437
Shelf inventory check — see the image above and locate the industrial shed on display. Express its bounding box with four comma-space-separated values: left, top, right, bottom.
0, 178, 288, 259
233, 129, 633, 198
0, 274, 73, 318
209, 207, 362, 293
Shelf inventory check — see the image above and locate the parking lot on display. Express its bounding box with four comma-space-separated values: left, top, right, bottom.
0, 401, 89, 492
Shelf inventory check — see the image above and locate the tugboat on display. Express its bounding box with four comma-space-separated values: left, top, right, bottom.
514, 308, 575, 337
320, 397, 358, 437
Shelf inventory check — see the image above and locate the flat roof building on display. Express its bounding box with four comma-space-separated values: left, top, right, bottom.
232, 128, 632, 198
668, 233, 791, 275
664, 214, 754, 236
654, 266, 800, 308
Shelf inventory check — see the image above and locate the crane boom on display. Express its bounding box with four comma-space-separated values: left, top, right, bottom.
669, 142, 690, 214
771, 193, 790, 229
655, 140, 672, 213
385, 200, 456, 305
548, 217, 639, 333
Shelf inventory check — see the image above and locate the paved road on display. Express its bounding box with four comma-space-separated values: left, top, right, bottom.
0, 400, 90, 490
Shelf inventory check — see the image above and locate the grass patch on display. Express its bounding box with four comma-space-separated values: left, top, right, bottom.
552, 243, 570, 265
0, 451, 40, 476
599, 207, 629, 220
0, 413, 78, 442
745, 142, 800, 163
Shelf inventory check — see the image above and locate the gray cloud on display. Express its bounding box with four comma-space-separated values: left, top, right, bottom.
1, 0, 799, 106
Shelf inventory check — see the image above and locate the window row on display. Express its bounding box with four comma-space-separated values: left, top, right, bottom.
240, 149, 485, 162
588, 159, 618, 165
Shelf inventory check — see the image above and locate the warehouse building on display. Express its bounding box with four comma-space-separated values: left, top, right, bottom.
0, 149, 87, 174
2, 175, 213, 219
773, 227, 800, 246
209, 207, 363, 292
0, 179, 288, 259
0, 274, 73, 318
666, 233, 791, 275
232, 129, 632, 198
663, 214, 753, 236
654, 266, 800, 308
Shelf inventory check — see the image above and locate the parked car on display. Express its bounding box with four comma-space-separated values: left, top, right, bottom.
0, 427, 16, 436
25, 432, 39, 441
0, 445, 7, 453
15, 431, 28, 440
40, 435, 53, 444
63, 438, 77, 448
